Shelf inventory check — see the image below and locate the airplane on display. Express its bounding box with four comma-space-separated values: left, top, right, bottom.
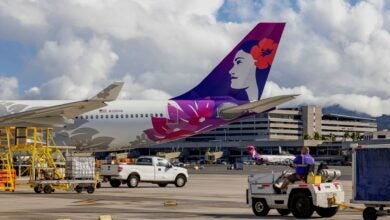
0, 22, 296, 151
247, 145, 295, 165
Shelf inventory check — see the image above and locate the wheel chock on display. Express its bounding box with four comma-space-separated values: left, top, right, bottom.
99, 215, 112, 220
164, 200, 177, 206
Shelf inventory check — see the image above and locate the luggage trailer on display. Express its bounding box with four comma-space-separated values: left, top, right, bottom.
351, 145, 390, 220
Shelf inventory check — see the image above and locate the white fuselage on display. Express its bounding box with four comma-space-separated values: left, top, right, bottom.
1, 100, 172, 151
261, 155, 295, 164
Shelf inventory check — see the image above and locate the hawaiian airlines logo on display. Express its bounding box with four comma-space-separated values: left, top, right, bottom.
229, 38, 279, 101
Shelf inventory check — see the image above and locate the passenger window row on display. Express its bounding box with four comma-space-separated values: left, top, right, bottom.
75, 113, 164, 120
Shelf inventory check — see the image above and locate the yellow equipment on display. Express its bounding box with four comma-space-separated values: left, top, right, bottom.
0, 126, 98, 194
307, 172, 322, 184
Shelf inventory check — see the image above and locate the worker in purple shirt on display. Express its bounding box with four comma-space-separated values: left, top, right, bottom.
279, 146, 314, 190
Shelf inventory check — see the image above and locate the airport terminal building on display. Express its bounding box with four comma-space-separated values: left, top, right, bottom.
137, 105, 377, 163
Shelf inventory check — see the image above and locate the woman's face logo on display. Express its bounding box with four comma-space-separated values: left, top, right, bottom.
229, 50, 256, 90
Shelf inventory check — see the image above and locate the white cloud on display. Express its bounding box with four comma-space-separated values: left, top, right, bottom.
0, 0, 389, 117
27, 36, 118, 99
0, 76, 18, 100
264, 81, 390, 117
119, 75, 171, 100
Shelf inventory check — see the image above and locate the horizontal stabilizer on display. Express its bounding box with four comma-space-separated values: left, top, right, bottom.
220, 95, 297, 119
0, 82, 125, 127
90, 81, 124, 101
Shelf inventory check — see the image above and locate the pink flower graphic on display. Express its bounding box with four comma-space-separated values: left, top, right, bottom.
250, 38, 278, 69
144, 98, 224, 143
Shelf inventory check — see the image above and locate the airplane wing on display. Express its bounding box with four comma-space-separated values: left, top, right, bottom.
220, 95, 298, 119
0, 82, 124, 127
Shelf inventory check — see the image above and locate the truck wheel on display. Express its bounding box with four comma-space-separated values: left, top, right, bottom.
87, 185, 95, 194
43, 185, 52, 194
289, 192, 314, 218
277, 209, 290, 216
363, 207, 377, 220
34, 185, 42, 193
110, 179, 121, 188
127, 175, 139, 188
252, 198, 270, 216
316, 207, 338, 217
158, 183, 168, 187
174, 174, 187, 187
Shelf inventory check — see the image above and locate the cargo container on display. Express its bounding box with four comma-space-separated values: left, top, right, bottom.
65, 157, 95, 179
351, 145, 390, 220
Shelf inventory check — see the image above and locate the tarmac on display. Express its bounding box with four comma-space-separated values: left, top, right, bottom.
0, 165, 366, 220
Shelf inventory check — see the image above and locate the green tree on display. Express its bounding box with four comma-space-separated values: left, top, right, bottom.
330, 133, 336, 142
313, 132, 320, 140
351, 132, 359, 141
303, 134, 311, 140
343, 132, 350, 140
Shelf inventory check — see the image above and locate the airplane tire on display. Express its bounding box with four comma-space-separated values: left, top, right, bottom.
252, 198, 270, 216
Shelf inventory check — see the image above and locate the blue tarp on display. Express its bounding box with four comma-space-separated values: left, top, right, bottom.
355, 148, 390, 202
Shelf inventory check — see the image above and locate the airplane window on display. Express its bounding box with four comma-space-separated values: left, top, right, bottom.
135, 114, 138, 118
140, 114, 143, 118
75, 116, 78, 119
120, 114, 124, 118
95, 115, 99, 119
100, 115, 104, 119
131, 114, 134, 118
115, 114, 119, 118
155, 113, 158, 117
90, 115, 93, 119
85, 115, 89, 119
80, 116, 83, 119
160, 113, 163, 117
145, 114, 148, 117
110, 115, 113, 119
105, 115, 109, 119
125, 114, 128, 118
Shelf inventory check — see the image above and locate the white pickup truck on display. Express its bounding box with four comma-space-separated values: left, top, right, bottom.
100, 156, 189, 188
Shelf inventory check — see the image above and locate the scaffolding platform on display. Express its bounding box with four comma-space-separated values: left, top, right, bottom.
0, 127, 99, 194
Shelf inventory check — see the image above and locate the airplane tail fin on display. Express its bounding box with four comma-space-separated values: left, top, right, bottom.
173, 22, 285, 102
248, 145, 261, 161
